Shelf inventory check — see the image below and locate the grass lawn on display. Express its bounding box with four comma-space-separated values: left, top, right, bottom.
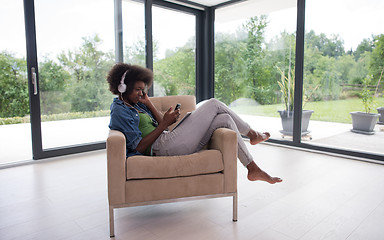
231, 97, 384, 124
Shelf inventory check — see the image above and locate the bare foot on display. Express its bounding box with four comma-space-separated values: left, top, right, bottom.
247, 162, 282, 184
247, 130, 270, 145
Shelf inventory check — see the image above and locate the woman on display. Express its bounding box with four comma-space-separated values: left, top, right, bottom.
108, 63, 282, 184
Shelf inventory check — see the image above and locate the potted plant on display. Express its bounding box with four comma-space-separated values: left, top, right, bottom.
276, 67, 315, 137
350, 76, 380, 134
378, 107, 384, 124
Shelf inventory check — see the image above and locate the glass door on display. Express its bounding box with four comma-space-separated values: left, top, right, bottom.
152, 4, 196, 97
304, 0, 384, 155
0, 0, 32, 165
24, 0, 115, 159
214, 0, 297, 141
123, 0, 146, 67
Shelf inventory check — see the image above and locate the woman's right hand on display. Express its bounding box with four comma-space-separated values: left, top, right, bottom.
161, 107, 180, 128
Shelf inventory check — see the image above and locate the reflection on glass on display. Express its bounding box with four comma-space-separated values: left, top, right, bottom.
34, 0, 115, 149
305, 0, 384, 154
152, 6, 196, 97
0, 0, 32, 164
215, 1, 297, 141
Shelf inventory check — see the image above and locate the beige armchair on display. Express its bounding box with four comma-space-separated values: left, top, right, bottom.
107, 95, 238, 237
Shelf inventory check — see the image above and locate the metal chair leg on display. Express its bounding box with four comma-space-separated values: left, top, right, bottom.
233, 192, 238, 222
109, 206, 115, 237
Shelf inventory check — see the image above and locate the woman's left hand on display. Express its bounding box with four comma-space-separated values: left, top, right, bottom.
139, 90, 150, 106
138, 90, 164, 125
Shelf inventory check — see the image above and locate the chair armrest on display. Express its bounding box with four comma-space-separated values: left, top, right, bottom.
208, 128, 237, 193
106, 130, 127, 205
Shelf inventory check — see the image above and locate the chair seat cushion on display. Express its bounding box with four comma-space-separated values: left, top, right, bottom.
126, 150, 224, 180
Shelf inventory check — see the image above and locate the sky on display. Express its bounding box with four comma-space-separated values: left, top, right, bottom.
304, 0, 384, 51
1, 0, 383, 60
215, 0, 384, 51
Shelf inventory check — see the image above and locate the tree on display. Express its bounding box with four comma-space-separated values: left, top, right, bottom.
322, 34, 345, 58
266, 31, 296, 105
313, 56, 341, 100
303, 31, 352, 101
154, 38, 195, 96
354, 37, 374, 61
125, 39, 146, 67
370, 34, 384, 85
335, 54, 356, 85
38, 58, 67, 92
305, 30, 345, 58
58, 34, 115, 112
215, 32, 247, 105
243, 15, 275, 104
38, 58, 71, 114
349, 51, 370, 85
267, 31, 296, 71
0, 52, 29, 118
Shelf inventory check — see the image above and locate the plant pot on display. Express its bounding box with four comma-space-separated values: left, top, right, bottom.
350, 111, 380, 135
278, 110, 314, 136
377, 107, 384, 124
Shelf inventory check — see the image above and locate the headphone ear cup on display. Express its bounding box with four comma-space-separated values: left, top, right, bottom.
118, 83, 127, 93
118, 69, 129, 93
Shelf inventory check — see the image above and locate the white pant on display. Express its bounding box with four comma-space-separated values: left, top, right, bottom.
152, 98, 254, 167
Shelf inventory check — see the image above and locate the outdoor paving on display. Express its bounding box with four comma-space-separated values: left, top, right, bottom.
0, 115, 383, 166
0, 117, 110, 165
242, 114, 384, 155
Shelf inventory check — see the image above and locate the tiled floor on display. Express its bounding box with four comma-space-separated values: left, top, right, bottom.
1, 143, 384, 239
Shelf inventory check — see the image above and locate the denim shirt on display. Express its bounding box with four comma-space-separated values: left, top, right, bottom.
108, 98, 155, 158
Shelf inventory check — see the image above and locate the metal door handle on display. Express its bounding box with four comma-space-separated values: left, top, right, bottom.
31, 67, 37, 95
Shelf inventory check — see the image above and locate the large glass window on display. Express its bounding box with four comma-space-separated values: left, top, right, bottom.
0, 0, 32, 164
123, 0, 145, 66
152, 6, 196, 97
215, 0, 297, 141
34, 0, 115, 150
304, 0, 384, 155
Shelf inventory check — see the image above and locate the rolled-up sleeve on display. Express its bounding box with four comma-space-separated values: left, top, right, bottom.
109, 100, 142, 157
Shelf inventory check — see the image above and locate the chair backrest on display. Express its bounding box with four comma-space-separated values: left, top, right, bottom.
150, 95, 196, 130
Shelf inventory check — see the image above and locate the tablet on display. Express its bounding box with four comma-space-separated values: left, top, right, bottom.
172, 112, 192, 131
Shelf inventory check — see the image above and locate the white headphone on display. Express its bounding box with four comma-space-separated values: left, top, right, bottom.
118, 70, 129, 93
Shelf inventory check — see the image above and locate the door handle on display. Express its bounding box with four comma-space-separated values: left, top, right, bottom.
31, 67, 37, 95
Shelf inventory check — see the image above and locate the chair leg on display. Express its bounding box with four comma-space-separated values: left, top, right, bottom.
233, 192, 238, 222
109, 206, 115, 237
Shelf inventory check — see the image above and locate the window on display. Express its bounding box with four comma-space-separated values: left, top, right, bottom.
152, 5, 196, 97
34, 0, 115, 150
215, 0, 297, 141
0, 0, 32, 164
304, 0, 384, 154
123, 0, 146, 66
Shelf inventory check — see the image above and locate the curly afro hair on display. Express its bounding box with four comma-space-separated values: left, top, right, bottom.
107, 63, 153, 95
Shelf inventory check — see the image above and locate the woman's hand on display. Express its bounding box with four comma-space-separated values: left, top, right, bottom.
139, 91, 151, 106
160, 107, 180, 128
136, 106, 180, 154
137, 90, 166, 125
